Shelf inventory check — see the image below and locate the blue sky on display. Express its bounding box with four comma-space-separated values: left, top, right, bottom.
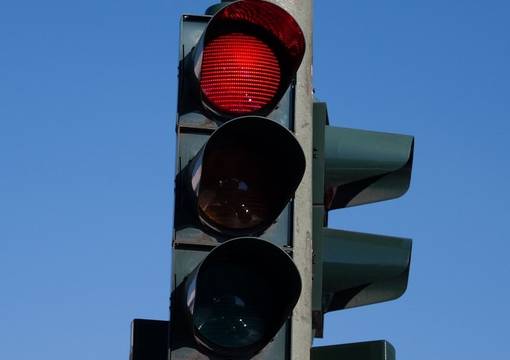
1, 1, 509, 359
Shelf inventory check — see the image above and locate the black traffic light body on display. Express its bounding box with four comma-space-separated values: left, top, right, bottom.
130, 319, 169, 360
311, 340, 395, 360
169, 2, 306, 359
311, 102, 414, 355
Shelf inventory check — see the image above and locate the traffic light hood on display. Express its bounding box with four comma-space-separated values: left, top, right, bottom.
192, 0, 306, 118
324, 126, 414, 210
320, 229, 412, 313
183, 237, 302, 357
189, 116, 306, 236
312, 102, 414, 211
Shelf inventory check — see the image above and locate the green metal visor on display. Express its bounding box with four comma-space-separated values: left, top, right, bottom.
183, 237, 302, 357
320, 228, 412, 313
189, 116, 305, 236
324, 126, 414, 210
311, 211, 412, 337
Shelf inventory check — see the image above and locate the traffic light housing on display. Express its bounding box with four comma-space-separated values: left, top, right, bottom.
129, 1, 415, 358
170, 1, 307, 359
311, 341, 396, 360
311, 102, 414, 355
130, 319, 168, 360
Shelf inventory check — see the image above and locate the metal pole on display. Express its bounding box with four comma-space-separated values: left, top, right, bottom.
270, 1, 313, 360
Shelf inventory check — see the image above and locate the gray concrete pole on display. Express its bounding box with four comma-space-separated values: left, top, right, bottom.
270, 1, 313, 360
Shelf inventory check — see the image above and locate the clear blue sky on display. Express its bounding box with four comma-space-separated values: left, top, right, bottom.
1, 1, 509, 359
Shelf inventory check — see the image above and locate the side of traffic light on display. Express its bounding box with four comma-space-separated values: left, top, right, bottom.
311, 102, 414, 358
169, 1, 307, 359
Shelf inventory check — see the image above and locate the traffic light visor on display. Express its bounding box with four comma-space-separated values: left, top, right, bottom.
191, 117, 305, 235
197, 0, 305, 117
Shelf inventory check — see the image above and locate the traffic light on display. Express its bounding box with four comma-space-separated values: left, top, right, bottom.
169, 1, 307, 359
129, 1, 414, 359
311, 102, 414, 359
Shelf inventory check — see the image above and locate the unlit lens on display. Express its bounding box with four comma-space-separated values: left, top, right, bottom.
193, 262, 266, 348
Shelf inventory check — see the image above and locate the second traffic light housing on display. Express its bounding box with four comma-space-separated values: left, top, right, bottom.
312, 102, 414, 342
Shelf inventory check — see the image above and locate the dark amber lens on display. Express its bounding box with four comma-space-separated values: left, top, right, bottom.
198, 147, 271, 230
195, 117, 305, 234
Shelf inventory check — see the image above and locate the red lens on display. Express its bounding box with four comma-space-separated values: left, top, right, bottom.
200, 32, 281, 115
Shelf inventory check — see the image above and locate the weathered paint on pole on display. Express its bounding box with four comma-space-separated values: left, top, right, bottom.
270, 1, 313, 360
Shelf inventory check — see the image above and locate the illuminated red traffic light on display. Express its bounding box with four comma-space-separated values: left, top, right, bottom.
201, 32, 281, 115
194, 0, 305, 118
